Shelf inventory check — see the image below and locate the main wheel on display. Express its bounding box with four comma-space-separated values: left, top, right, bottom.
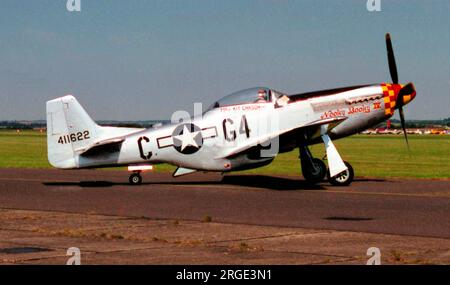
302, 158, 327, 184
129, 173, 142, 185
328, 161, 354, 186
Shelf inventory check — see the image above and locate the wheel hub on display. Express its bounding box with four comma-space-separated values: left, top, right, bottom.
335, 170, 349, 182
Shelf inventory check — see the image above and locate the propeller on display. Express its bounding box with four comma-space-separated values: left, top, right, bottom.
385, 33, 414, 150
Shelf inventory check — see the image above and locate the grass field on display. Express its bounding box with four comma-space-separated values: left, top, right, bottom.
0, 130, 449, 179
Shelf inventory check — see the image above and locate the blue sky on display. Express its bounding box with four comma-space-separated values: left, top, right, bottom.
0, 0, 449, 120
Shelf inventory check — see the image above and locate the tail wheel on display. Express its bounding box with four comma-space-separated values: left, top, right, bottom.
328, 161, 354, 186
302, 158, 327, 184
129, 173, 142, 185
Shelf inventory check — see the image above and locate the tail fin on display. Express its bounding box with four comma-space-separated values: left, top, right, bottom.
46, 95, 100, 168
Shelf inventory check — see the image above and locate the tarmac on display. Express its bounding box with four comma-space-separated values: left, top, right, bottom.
0, 168, 449, 264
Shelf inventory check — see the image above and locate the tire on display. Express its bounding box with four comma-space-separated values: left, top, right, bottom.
302, 158, 327, 184
129, 173, 142, 185
328, 161, 354, 186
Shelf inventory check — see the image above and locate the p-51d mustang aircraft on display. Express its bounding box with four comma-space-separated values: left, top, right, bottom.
46, 34, 416, 186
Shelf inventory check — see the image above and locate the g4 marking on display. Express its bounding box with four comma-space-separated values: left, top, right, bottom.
222, 115, 251, 142
57, 131, 90, 144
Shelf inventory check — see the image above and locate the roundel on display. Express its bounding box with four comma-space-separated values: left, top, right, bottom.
172, 123, 203, 154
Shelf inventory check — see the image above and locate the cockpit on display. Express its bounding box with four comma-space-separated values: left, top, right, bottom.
205, 87, 289, 113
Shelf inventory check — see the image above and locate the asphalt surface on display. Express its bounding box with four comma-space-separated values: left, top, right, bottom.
0, 168, 449, 239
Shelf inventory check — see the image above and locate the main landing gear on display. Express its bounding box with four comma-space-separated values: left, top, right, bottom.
299, 145, 354, 186
299, 145, 327, 184
129, 171, 143, 185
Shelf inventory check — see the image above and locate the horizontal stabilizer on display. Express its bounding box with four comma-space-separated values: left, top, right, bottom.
76, 137, 125, 155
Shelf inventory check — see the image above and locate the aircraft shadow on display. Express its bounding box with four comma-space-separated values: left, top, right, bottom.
144, 175, 327, 191
44, 181, 118, 188
43, 175, 388, 190
43, 174, 331, 191
221, 175, 325, 191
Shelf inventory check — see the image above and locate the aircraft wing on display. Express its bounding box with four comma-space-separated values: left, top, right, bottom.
302, 116, 347, 128
214, 128, 295, 159
215, 116, 347, 159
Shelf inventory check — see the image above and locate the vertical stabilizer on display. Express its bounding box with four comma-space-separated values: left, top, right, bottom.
46, 95, 100, 168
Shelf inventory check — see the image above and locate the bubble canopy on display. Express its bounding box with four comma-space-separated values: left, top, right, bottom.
206, 87, 275, 112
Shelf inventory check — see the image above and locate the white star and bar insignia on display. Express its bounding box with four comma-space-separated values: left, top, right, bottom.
157, 123, 217, 154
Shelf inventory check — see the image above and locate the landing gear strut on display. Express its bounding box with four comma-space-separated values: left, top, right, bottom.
299, 145, 327, 184
129, 171, 142, 185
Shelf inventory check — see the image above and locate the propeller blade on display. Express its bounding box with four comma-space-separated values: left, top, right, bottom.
395, 83, 414, 151
398, 106, 410, 151
385, 33, 398, 84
